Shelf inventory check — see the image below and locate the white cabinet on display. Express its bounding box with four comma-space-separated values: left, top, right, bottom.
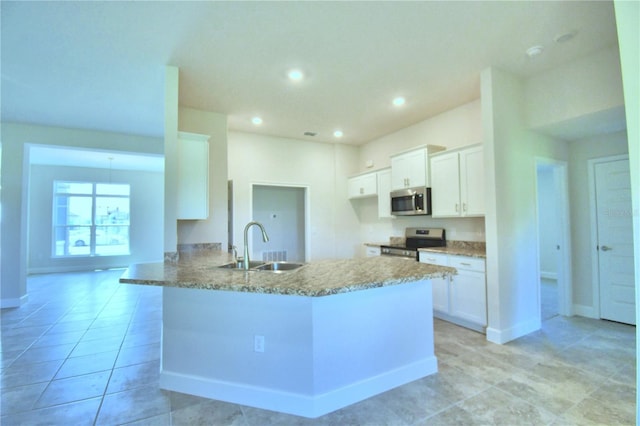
376, 168, 392, 218
365, 246, 381, 257
419, 251, 487, 332
448, 256, 487, 327
348, 172, 377, 199
419, 252, 449, 313
390, 145, 445, 190
177, 131, 210, 220
430, 144, 484, 217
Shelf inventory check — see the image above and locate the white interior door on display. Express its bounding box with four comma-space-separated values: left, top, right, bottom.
595, 159, 635, 325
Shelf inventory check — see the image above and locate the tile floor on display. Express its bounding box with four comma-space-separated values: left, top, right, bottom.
1, 270, 636, 425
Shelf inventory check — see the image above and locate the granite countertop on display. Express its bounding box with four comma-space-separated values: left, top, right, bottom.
418, 241, 486, 259
120, 251, 456, 297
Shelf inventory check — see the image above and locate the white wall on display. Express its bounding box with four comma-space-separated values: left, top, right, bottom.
568, 131, 629, 314
613, 0, 640, 419
482, 67, 571, 344
228, 131, 360, 260
252, 186, 305, 262
0, 122, 162, 307
28, 165, 163, 273
164, 66, 179, 255
177, 107, 228, 249
525, 46, 625, 134
358, 100, 482, 172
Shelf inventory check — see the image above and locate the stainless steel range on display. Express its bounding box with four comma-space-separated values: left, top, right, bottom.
380, 228, 446, 260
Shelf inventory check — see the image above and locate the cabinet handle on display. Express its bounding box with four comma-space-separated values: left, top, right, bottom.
460, 262, 471, 266
463, 203, 467, 212
360, 187, 364, 194
455, 203, 459, 212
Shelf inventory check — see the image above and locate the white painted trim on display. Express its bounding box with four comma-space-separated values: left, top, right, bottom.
486, 317, 541, 344
587, 154, 629, 320
534, 157, 572, 318
160, 357, 437, 419
1, 294, 29, 308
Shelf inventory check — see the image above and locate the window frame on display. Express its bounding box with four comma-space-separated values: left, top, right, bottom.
52, 181, 131, 258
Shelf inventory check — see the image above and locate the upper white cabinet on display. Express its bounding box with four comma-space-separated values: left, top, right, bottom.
347, 171, 377, 199
430, 144, 484, 217
376, 168, 392, 218
177, 131, 210, 220
390, 145, 445, 190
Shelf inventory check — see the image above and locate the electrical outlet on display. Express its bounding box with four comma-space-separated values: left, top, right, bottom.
254, 335, 265, 353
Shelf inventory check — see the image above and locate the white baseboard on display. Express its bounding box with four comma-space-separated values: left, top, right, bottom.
573, 304, 598, 319
540, 271, 558, 281
1, 294, 29, 308
160, 357, 438, 419
486, 317, 541, 344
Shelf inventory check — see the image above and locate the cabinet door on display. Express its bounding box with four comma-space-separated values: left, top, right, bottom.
390, 154, 410, 190
460, 145, 484, 216
348, 173, 377, 199
430, 153, 461, 217
431, 277, 450, 314
391, 149, 427, 189
404, 149, 428, 188
449, 258, 487, 326
377, 169, 392, 218
419, 252, 450, 314
177, 133, 209, 220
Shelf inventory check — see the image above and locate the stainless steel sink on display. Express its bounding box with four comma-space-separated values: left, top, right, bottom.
253, 262, 305, 272
218, 260, 266, 270
218, 260, 304, 272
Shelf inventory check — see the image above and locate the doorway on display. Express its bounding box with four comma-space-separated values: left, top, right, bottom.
535, 158, 572, 321
251, 185, 307, 263
590, 155, 635, 325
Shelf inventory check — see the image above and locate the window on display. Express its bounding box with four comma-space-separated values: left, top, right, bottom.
53, 181, 130, 257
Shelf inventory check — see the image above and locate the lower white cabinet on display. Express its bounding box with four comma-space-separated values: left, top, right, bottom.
419, 251, 487, 332
365, 246, 381, 257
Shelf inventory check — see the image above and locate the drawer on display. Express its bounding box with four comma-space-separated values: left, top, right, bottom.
419, 252, 448, 266
449, 255, 485, 272
365, 246, 381, 257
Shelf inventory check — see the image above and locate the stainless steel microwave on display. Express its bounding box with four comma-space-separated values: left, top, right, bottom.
390, 187, 432, 216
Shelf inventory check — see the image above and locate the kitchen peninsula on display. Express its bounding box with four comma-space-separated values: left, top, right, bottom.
120, 252, 455, 418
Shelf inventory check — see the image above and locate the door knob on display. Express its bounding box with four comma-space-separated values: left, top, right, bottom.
601, 245, 612, 251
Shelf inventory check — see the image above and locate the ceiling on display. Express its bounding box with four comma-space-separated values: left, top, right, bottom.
1, 1, 620, 146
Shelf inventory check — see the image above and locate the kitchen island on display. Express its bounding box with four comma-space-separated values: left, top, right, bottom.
120, 252, 455, 418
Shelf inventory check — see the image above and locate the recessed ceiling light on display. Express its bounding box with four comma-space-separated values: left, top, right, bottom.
392, 97, 406, 107
288, 69, 304, 81
251, 117, 263, 125
333, 130, 344, 138
526, 45, 544, 58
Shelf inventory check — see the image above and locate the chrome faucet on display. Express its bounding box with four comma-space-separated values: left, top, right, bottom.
243, 221, 269, 270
